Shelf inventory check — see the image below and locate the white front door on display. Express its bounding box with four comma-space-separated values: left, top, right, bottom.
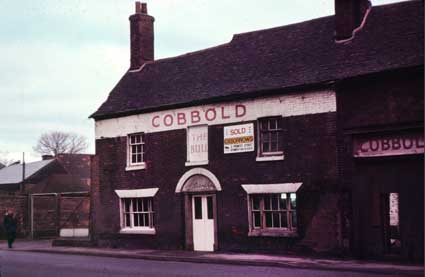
192, 195, 214, 251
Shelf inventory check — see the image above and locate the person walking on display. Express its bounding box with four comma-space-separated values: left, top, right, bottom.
3, 209, 17, 249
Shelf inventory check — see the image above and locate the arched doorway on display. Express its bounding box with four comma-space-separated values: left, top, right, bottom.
176, 168, 221, 251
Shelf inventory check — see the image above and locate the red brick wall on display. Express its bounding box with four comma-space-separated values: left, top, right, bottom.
92, 111, 339, 252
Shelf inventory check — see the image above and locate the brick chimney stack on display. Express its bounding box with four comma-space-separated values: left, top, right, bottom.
335, 0, 371, 41
129, 2, 154, 70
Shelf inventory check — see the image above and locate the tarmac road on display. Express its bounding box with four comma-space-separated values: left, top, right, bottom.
0, 250, 404, 277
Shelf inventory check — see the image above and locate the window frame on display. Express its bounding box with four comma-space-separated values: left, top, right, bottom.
126, 133, 146, 171
247, 193, 298, 237
119, 197, 156, 234
256, 117, 284, 162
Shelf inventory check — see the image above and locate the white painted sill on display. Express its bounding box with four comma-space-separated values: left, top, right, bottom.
256, 155, 284, 162
119, 228, 156, 235
125, 163, 146, 171
248, 229, 298, 238
185, 160, 209, 167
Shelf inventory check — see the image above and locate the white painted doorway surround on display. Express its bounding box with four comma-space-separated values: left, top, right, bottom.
192, 195, 214, 251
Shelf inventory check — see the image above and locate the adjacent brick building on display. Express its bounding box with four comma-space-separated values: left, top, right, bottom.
90, 1, 423, 260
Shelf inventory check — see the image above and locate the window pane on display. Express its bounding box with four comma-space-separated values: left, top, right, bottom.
207, 196, 213, 219
262, 142, 270, 153
281, 212, 288, 228
271, 195, 279, 210
280, 194, 287, 210
253, 211, 261, 228
272, 212, 280, 227
194, 197, 202, 219
124, 199, 131, 212
291, 211, 297, 227
125, 213, 131, 227
290, 193, 297, 209
270, 119, 277, 130
143, 214, 149, 227
136, 144, 142, 153
265, 212, 272, 227
132, 145, 137, 153
252, 196, 260, 210
133, 213, 139, 226
137, 199, 143, 212
264, 196, 271, 210
130, 136, 135, 144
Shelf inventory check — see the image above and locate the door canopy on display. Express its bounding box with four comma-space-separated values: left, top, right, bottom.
175, 168, 222, 193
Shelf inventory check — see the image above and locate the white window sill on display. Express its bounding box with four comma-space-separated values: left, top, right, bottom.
256, 155, 284, 162
125, 163, 146, 171
248, 229, 297, 237
185, 160, 209, 167
119, 228, 156, 235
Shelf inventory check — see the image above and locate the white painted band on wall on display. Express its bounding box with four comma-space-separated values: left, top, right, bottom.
59, 228, 89, 237
241, 183, 302, 194
115, 188, 159, 198
95, 90, 336, 138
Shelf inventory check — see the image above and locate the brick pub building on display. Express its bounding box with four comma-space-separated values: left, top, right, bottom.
90, 1, 423, 261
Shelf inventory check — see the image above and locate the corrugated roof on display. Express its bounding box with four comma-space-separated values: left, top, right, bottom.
0, 159, 55, 185
91, 1, 424, 120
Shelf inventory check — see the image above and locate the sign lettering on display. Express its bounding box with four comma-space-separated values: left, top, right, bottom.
353, 131, 424, 158
224, 123, 255, 154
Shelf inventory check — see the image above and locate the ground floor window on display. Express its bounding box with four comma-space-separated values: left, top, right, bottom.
242, 183, 302, 237
122, 198, 155, 229
251, 193, 297, 232
115, 188, 159, 234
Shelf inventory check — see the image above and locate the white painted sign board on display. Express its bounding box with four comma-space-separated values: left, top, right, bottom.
224, 123, 254, 154
187, 125, 208, 163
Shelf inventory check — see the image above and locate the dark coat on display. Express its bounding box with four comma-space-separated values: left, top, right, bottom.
3, 214, 17, 233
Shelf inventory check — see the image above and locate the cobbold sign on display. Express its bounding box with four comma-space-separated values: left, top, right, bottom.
353, 131, 424, 158
151, 105, 246, 128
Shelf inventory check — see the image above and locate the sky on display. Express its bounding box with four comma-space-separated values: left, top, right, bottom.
0, 0, 404, 163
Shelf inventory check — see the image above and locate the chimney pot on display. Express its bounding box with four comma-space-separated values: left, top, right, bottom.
141, 3, 147, 14
135, 2, 142, 13
129, 2, 154, 69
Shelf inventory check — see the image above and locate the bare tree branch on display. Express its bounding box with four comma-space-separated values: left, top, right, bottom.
0, 151, 17, 168
33, 131, 88, 156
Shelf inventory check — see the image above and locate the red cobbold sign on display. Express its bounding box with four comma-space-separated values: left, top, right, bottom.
151, 105, 246, 128
353, 131, 424, 158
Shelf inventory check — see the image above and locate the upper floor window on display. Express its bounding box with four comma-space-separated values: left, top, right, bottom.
127, 133, 146, 170
257, 117, 283, 160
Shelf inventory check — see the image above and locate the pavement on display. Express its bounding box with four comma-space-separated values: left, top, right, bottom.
0, 239, 423, 276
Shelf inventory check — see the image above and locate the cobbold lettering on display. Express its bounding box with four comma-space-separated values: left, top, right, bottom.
358, 137, 424, 153
151, 105, 246, 128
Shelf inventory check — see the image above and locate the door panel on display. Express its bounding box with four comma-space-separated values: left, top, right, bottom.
192, 195, 214, 251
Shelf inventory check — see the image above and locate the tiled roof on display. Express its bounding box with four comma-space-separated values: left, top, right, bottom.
91, 1, 424, 120
0, 160, 55, 185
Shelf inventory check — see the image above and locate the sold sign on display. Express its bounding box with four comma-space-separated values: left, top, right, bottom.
224, 123, 255, 154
